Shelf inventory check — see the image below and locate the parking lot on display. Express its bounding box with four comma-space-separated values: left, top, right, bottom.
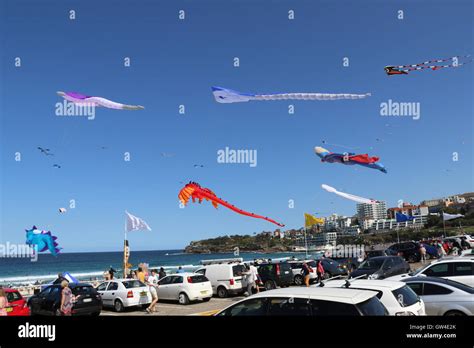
100, 295, 246, 316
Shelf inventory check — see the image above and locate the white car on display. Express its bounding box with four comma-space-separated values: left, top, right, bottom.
319, 278, 425, 316
195, 262, 245, 297
386, 258, 474, 287
450, 234, 474, 248
215, 287, 388, 316
402, 277, 474, 316
157, 273, 212, 305
287, 260, 318, 285
96, 279, 152, 312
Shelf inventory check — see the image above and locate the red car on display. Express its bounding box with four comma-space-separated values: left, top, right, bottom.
4, 288, 30, 316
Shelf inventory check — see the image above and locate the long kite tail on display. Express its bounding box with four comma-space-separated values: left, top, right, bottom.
199, 191, 285, 227
86, 97, 144, 110
253, 92, 371, 101
396, 55, 472, 73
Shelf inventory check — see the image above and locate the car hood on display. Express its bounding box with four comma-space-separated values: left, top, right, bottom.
350, 269, 377, 277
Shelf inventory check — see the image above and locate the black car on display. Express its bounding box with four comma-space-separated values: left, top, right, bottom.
319, 258, 349, 278
256, 262, 294, 290
385, 241, 437, 262
28, 283, 102, 316
366, 249, 388, 258
349, 256, 410, 279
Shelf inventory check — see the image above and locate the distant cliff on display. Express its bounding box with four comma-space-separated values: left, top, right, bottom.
184, 234, 293, 254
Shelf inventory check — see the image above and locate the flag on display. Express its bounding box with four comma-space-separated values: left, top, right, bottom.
442, 212, 464, 221
125, 211, 152, 232
395, 212, 414, 223
305, 213, 324, 227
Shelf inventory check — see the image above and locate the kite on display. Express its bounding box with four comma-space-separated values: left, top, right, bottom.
193, 164, 204, 168
396, 212, 414, 222
59, 208, 67, 213
314, 146, 387, 173
57, 91, 144, 110
178, 182, 285, 227
25, 226, 62, 256
321, 140, 359, 151
53, 164, 61, 169
211, 86, 371, 103
322, 184, 379, 204
384, 55, 471, 76
37, 147, 53, 156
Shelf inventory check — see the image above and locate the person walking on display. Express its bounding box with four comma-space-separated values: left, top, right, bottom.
419, 244, 427, 264
60, 280, 77, 316
0, 288, 9, 316
250, 263, 260, 294
316, 260, 325, 283
301, 262, 311, 287
146, 270, 159, 314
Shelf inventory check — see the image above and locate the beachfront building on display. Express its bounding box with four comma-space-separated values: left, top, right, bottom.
337, 226, 361, 237
369, 215, 428, 232
387, 203, 429, 219
323, 214, 352, 231
357, 201, 387, 231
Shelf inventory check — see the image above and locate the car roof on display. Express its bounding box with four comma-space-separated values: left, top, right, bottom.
249, 287, 378, 304
432, 257, 474, 263
401, 276, 474, 292
364, 256, 394, 261
2, 288, 20, 292
164, 272, 199, 277
321, 279, 405, 291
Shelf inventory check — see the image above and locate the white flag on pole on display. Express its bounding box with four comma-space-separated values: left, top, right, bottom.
442, 212, 464, 221
125, 211, 152, 232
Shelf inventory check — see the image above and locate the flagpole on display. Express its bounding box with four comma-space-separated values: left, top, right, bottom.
123, 215, 128, 279
304, 227, 308, 259
442, 210, 446, 237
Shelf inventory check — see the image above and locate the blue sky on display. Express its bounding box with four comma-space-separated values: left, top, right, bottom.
1, 0, 472, 252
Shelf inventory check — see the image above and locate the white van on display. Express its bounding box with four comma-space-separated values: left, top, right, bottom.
195, 261, 246, 298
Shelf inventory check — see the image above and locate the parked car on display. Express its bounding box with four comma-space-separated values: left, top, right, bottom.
288, 259, 318, 285
453, 234, 474, 248
157, 273, 212, 305
319, 258, 349, 278
386, 241, 437, 262
256, 261, 293, 290
96, 279, 151, 312
195, 262, 245, 297
386, 258, 474, 287
320, 279, 425, 316
366, 249, 388, 258
350, 256, 410, 280
443, 237, 463, 250
28, 283, 102, 316
215, 287, 388, 316
4, 288, 30, 316
402, 277, 474, 316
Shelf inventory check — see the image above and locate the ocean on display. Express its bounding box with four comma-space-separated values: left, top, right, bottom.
0, 249, 310, 286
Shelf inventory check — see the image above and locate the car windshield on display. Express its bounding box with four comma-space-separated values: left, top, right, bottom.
72, 286, 97, 296
6, 291, 22, 302
232, 264, 245, 277
307, 261, 317, 268
189, 275, 208, 283
358, 259, 383, 270
356, 296, 388, 316
122, 280, 145, 288
391, 285, 420, 307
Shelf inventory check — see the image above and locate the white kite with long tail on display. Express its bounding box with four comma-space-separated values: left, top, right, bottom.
321, 184, 379, 204
212, 86, 371, 103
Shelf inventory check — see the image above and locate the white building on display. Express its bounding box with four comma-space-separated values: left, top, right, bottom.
323, 214, 352, 231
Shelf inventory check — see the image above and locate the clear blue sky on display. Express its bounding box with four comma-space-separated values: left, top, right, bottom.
1, 0, 472, 252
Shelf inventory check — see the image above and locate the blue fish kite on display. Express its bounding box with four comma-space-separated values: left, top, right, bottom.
25, 226, 62, 256
395, 213, 415, 223
314, 146, 387, 174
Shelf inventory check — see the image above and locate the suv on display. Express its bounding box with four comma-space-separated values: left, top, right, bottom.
195, 263, 245, 298
215, 287, 388, 316
387, 258, 474, 287
256, 261, 293, 290
350, 256, 410, 280
386, 241, 437, 262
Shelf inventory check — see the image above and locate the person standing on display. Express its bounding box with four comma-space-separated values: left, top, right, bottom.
137, 267, 146, 283
146, 270, 159, 314
317, 260, 325, 283
60, 280, 77, 316
158, 267, 166, 279
301, 262, 311, 287
250, 263, 260, 294
419, 244, 427, 264
176, 266, 185, 274
0, 288, 9, 316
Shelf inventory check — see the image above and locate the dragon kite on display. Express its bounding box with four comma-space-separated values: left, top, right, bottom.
178, 182, 285, 227
25, 226, 62, 256
314, 146, 387, 173
57, 91, 144, 110
384, 55, 471, 76
212, 86, 371, 103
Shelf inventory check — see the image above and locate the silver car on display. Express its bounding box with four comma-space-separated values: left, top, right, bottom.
402, 277, 474, 316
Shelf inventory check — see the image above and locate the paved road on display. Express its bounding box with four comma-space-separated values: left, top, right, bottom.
100, 295, 246, 316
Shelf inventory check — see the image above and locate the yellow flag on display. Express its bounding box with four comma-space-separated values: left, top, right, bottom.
305, 213, 324, 227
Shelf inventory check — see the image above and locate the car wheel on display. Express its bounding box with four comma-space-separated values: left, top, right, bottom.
323, 272, 331, 280
264, 280, 276, 290
217, 286, 228, 298
114, 300, 124, 312
294, 275, 304, 286
444, 310, 466, 316
408, 255, 417, 263
203, 297, 211, 302
178, 292, 190, 305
